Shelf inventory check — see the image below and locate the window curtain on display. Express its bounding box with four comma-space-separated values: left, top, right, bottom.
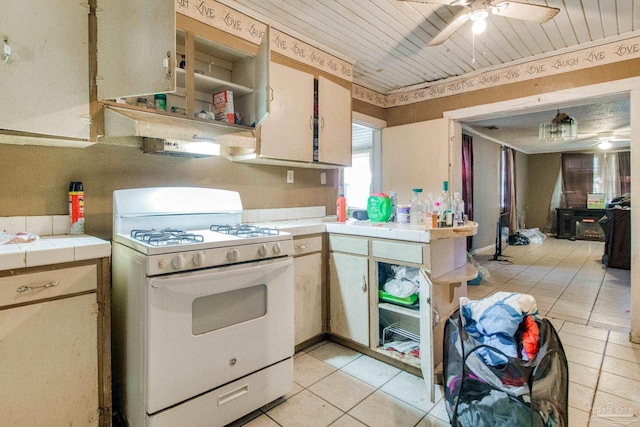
502, 147, 518, 235
461, 134, 473, 249
594, 152, 620, 203
561, 153, 594, 208
618, 151, 631, 195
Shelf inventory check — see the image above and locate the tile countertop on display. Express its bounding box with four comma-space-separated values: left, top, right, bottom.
0, 235, 111, 271
263, 218, 478, 242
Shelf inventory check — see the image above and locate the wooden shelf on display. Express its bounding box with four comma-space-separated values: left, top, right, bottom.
378, 302, 419, 319
176, 68, 253, 98
431, 263, 478, 284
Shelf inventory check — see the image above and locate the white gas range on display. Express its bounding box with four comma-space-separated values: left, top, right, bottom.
111, 187, 294, 427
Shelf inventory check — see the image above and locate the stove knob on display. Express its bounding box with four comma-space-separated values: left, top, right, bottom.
227, 249, 239, 262
173, 254, 186, 270
273, 242, 282, 255
258, 244, 267, 257
193, 251, 206, 266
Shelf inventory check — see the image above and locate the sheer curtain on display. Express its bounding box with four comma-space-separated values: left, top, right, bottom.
594, 152, 621, 203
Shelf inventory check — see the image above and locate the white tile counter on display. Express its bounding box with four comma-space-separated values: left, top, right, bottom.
0, 235, 111, 270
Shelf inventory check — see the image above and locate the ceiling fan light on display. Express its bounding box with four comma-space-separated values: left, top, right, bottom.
470, 9, 489, 21
472, 17, 487, 34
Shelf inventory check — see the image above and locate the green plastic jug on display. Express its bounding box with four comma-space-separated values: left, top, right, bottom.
367, 193, 392, 222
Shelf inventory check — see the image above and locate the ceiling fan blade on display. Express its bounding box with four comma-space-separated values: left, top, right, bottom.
492, 1, 560, 24
396, 0, 459, 4
428, 8, 470, 46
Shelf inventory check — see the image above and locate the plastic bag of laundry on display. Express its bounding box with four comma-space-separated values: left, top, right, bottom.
383, 265, 419, 298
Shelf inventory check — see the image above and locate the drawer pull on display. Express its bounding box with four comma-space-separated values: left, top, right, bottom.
17, 281, 59, 293
294, 245, 307, 252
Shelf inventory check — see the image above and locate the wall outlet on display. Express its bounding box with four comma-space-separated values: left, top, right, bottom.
320, 172, 327, 185
287, 170, 294, 183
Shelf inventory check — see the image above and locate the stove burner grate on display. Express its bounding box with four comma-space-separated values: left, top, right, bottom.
131, 228, 205, 246
210, 224, 280, 238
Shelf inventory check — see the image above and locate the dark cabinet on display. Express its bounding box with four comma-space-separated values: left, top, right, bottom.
556, 208, 606, 241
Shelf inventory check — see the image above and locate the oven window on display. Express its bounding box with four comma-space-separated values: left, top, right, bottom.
192, 284, 267, 335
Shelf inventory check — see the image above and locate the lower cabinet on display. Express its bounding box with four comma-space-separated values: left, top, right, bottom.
0, 260, 110, 426
293, 235, 324, 346
329, 251, 369, 346
328, 232, 475, 403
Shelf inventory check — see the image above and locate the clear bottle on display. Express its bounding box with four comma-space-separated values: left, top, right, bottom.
410, 188, 424, 225
453, 192, 465, 227
424, 193, 436, 228
439, 181, 452, 228
389, 191, 398, 222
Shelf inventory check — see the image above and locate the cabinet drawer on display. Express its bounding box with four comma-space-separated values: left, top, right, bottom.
329, 235, 368, 256
293, 236, 322, 256
372, 240, 429, 266
0, 264, 97, 308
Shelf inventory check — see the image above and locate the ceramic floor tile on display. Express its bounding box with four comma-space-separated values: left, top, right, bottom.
426, 398, 449, 423
602, 356, 640, 381
547, 306, 591, 321
225, 409, 263, 427
587, 321, 630, 334
552, 299, 595, 312
340, 355, 401, 388
308, 371, 375, 412
589, 391, 640, 426
328, 414, 367, 427
348, 390, 426, 427
293, 353, 337, 387
307, 342, 362, 369
415, 414, 451, 427
380, 371, 441, 413
563, 345, 604, 369
589, 312, 630, 327
559, 332, 606, 354
545, 312, 588, 325
607, 330, 636, 347
567, 406, 590, 427
569, 381, 595, 412
241, 414, 280, 427
560, 322, 609, 341
303, 340, 331, 353
568, 361, 600, 389
604, 342, 640, 363
266, 389, 342, 427
596, 371, 640, 403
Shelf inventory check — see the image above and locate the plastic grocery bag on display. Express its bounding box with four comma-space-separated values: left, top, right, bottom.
518, 228, 546, 244
383, 265, 420, 298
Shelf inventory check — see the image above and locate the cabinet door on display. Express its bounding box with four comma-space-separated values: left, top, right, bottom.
329, 252, 369, 346
97, 0, 175, 100
317, 76, 352, 166
418, 269, 435, 403
254, 26, 271, 127
0, 294, 99, 425
260, 63, 314, 162
294, 252, 323, 346
0, 1, 89, 139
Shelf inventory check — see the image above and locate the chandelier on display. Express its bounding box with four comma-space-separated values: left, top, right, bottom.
539, 110, 578, 141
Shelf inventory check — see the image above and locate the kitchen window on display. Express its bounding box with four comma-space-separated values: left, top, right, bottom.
345, 120, 382, 211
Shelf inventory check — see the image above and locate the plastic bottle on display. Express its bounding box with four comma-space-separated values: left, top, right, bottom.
154, 94, 167, 111
69, 181, 85, 234
453, 192, 465, 227
439, 181, 452, 228
389, 191, 398, 222
424, 193, 436, 228
410, 188, 424, 225
367, 193, 392, 222
337, 194, 346, 222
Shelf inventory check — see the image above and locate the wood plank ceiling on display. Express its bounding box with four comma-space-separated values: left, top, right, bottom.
217, 0, 640, 94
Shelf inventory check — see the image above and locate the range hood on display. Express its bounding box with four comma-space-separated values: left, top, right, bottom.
102, 103, 256, 156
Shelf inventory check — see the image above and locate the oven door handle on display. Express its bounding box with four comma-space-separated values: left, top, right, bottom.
149, 257, 293, 295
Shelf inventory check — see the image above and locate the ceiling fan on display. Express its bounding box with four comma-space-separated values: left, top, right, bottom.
400, 0, 560, 46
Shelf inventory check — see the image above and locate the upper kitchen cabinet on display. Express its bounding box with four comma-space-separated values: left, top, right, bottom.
98, 5, 269, 146
231, 61, 352, 168
0, 1, 90, 143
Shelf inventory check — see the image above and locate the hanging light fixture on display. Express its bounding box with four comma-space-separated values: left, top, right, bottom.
598, 138, 612, 150
470, 9, 489, 34
539, 110, 578, 141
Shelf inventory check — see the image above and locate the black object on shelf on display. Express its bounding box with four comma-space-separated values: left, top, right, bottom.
556, 208, 606, 241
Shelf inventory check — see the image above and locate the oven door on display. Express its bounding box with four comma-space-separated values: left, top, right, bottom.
145, 256, 294, 415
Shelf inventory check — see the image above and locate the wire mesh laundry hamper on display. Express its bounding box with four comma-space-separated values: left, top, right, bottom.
443, 309, 569, 427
